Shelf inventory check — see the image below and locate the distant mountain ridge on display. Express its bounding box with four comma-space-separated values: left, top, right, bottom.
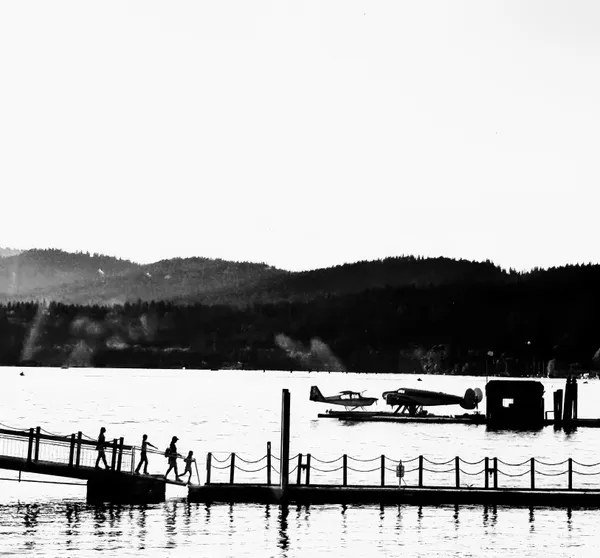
0, 247, 594, 307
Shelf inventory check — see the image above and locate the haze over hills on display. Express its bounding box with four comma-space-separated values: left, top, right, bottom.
0, 247, 516, 306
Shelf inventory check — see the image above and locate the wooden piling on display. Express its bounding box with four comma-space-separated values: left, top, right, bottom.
530, 458, 535, 490
342, 454, 348, 486
553, 389, 563, 428
484, 457, 489, 489
280, 389, 291, 493
381, 455, 385, 487
568, 458, 573, 489
418, 455, 424, 487
305, 454, 311, 485
493, 457, 498, 488
572, 378, 578, 420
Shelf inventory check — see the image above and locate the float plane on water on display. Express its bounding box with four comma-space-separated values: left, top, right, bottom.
310, 386, 378, 410
382, 387, 483, 416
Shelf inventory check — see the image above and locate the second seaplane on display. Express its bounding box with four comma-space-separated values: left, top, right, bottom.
381, 386, 483, 416
310, 386, 378, 410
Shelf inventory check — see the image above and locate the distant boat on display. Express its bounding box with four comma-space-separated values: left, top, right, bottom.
310, 386, 377, 410
19, 371, 24, 376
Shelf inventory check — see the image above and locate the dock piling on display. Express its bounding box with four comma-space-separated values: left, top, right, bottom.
279, 389, 291, 493
110, 439, 118, 471
418, 455, 423, 487
530, 458, 535, 490
34, 426, 41, 461
75, 431, 82, 467
266, 443, 271, 485
305, 454, 311, 485
296, 454, 303, 485
484, 457, 489, 488
568, 458, 573, 489
116, 437, 124, 472
493, 457, 498, 488
27, 428, 34, 464
343, 454, 348, 486
380, 455, 385, 487
68, 434, 76, 467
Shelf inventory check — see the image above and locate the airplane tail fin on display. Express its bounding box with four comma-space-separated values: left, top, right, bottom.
310, 386, 325, 402
461, 387, 484, 410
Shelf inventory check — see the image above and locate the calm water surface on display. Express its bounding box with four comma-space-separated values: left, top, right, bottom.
1, 367, 599, 557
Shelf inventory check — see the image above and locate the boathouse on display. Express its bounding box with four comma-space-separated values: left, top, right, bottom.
485, 380, 545, 429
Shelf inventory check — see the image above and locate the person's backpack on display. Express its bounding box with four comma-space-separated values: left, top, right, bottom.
164, 447, 171, 457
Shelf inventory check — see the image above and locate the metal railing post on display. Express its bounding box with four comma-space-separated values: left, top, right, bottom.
568, 458, 573, 489
229, 453, 236, 484
27, 428, 34, 464
530, 458, 535, 490
266, 442, 271, 485
296, 454, 303, 485
493, 458, 498, 489
418, 455, 424, 487
343, 454, 348, 486
116, 437, 124, 472
110, 439, 118, 470
484, 457, 489, 488
305, 454, 311, 485
206, 452, 212, 484
381, 455, 385, 487
455, 456, 460, 488
75, 431, 82, 467
68, 434, 76, 467
34, 426, 41, 461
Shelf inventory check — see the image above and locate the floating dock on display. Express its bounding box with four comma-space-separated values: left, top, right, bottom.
188, 483, 600, 508
317, 411, 487, 424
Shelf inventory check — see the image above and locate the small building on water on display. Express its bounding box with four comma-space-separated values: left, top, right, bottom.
485, 380, 545, 429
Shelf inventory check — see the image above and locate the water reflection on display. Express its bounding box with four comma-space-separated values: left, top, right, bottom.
278, 504, 289, 553
22, 503, 39, 551
65, 502, 80, 548
482, 504, 498, 528
164, 500, 178, 548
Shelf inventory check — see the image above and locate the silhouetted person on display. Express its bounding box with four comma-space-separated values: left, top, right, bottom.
135, 434, 157, 475
95, 427, 109, 469
177, 451, 195, 484
164, 436, 181, 480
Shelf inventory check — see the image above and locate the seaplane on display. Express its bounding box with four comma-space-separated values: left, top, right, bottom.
310, 386, 378, 410
381, 386, 483, 416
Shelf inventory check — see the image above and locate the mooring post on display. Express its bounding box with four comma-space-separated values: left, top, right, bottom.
296, 454, 303, 485
493, 457, 498, 489
342, 454, 348, 486
381, 455, 385, 487
563, 377, 573, 424
455, 456, 460, 488
266, 442, 271, 485
34, 426, 41, 461
116, 437, 124, 472
572, 377, 578, 420
75, 431, 82, 467
530, 458, 535, 490
68, 434, 76, 467
418, 455, 423, 487
553, 390, 563, 429
230, 453, 236, 484
568, 458, 573, 489
484, 457, 489, 488
305, 453, 311, 485
206, 452, 212, 484
110, 439, 118, 471
279, 389, 291, 493
27, 428, 34, 464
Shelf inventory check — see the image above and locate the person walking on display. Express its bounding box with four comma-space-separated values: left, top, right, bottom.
95, 427, 109, 469
177, 451, 195, 484
164, 436, 181, 480
135, 434, 157, 475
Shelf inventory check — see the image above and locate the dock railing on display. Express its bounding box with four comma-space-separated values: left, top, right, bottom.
0, 424, 199, 483
204, 444, 600, 491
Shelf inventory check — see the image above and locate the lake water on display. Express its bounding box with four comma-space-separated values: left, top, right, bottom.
1, 367, 600, 557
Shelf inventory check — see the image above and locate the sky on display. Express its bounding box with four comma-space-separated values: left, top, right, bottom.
1, 1, 599, 272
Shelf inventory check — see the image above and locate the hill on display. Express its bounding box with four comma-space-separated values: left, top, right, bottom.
0, 250, 512, 305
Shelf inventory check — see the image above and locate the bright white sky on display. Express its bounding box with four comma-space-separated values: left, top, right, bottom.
1, 1, 598, 271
